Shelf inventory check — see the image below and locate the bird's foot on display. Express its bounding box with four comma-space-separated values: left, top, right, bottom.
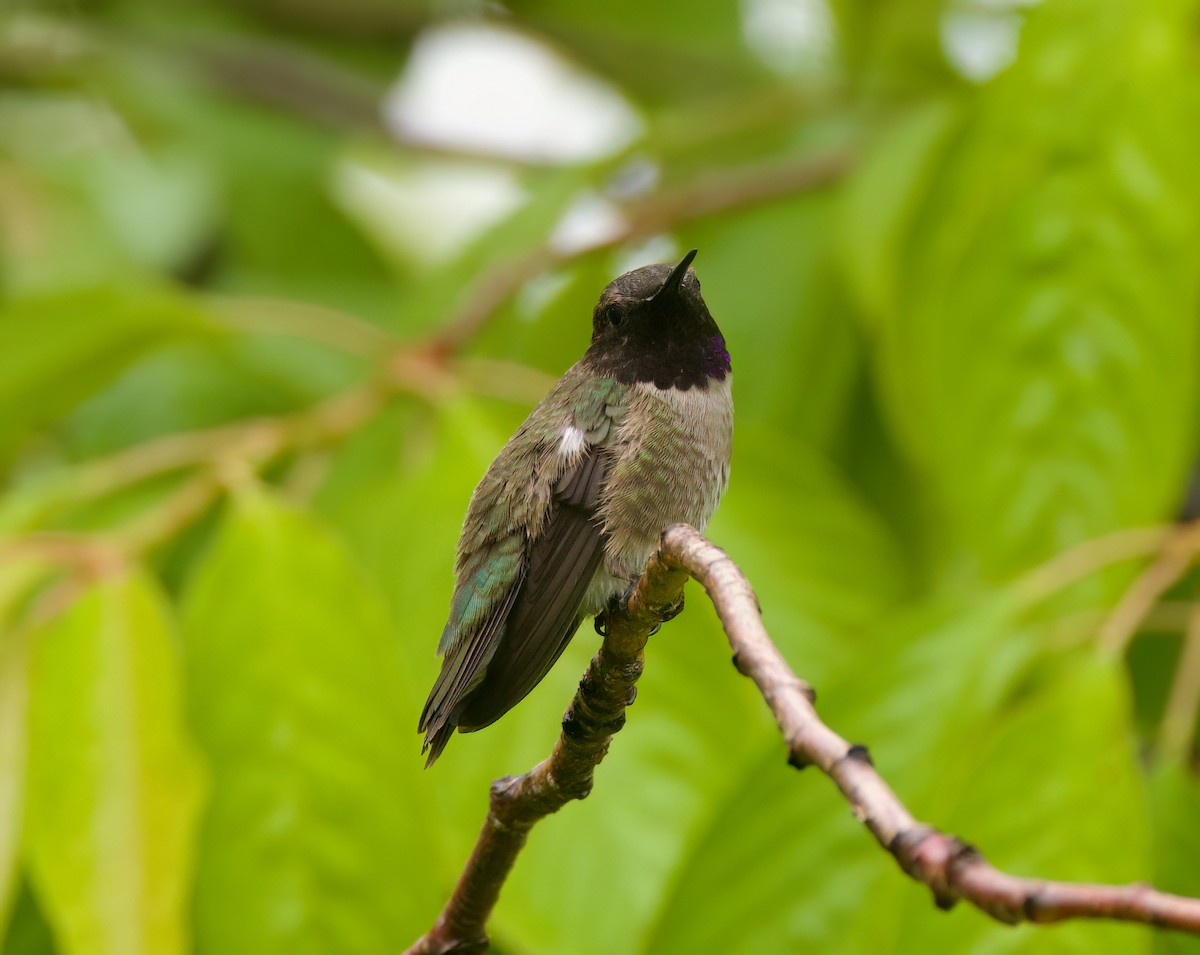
594, 585, 638, 637
645, 594, 684, 637
595, 581, 681, 637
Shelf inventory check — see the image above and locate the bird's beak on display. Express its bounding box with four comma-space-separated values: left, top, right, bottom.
650, 249, 698, 303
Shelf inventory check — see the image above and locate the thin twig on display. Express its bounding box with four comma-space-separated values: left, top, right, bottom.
1158, 602, 1200, 760
209, 296, 404, 356
1098, 521, 1200, 659
407, 525, 1200, 952
1016, 525, 1174, 604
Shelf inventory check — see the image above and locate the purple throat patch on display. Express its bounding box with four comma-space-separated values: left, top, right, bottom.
705, 335, 732, 377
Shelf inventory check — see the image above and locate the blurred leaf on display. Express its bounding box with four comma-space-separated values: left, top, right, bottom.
1, 880, 57, 955
0, 90, 221, 293
643, 740, 876, 953
888, 655, 1150, 953
838, 98, 962, 321
830, 0, 960, 94
1127, 625, 1186, 736
152, 98, 397, 318
0, 162, 144, 296
713, 423, 910, 664
689, 190, 863, 449
181, 490, 439, 954
41, 32, 403, 320
63, 332, 363, 459
511, 0, 760, 97
648, 602, 1149, 953
471, 253, 619, 379
313, 399, 503, 642
24, 570, 205, 955
0, 286, 214, 465
0, 639, 27, 941
845, 0, 1200, 579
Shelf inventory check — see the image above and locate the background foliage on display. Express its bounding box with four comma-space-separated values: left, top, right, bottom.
1, 0, 1199, 952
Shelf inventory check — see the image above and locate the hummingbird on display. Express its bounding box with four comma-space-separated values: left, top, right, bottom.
419, 249, 733, 766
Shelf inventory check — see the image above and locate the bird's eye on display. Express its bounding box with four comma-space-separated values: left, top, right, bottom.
604, 304, 624, 328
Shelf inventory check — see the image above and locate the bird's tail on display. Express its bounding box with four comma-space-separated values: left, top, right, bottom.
421, 721, 456, 768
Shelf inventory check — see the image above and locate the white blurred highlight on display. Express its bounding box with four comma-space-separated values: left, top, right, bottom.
384, 22, 641, 163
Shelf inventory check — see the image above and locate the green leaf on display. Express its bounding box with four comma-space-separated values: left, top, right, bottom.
850, 0, 1200, 578
23, 570, 205, 955
643, 741, 876, 953
181, 490, 439, 955
0, 558, 54, 937
837, 98, 963, 322
0, 638, 29, 941
689, 191, 864, 449
0, 286, 213, 464
0, 90, 220, 294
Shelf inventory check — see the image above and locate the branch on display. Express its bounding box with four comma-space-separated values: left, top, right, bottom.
404, 553, 690, 954
660, 525, 1200, 934
407, 525, 1200, 953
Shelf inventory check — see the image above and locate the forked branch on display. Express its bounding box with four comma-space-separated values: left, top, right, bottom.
405, 525, 1200, 953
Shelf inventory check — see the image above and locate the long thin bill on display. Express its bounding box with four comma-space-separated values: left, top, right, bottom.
651, 249, 698, 301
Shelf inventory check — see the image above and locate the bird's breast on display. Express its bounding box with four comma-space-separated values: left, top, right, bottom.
596, 376, 733, 585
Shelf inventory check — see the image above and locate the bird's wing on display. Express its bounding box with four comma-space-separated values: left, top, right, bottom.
417, 561, 524, 752
455, 448, 608, 731
419, 445, 609, 764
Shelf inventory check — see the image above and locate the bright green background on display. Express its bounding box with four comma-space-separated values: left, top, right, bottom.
1, 0, 1199, 953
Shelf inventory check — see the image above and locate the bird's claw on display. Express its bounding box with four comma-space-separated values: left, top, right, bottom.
660, 594, 685, 623
596, 583, 679, 638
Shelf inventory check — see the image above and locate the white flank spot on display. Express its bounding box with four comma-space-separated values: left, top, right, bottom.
559, 425, 587, 458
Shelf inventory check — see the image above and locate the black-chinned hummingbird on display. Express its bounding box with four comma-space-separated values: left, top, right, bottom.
419, 250, 733, 765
